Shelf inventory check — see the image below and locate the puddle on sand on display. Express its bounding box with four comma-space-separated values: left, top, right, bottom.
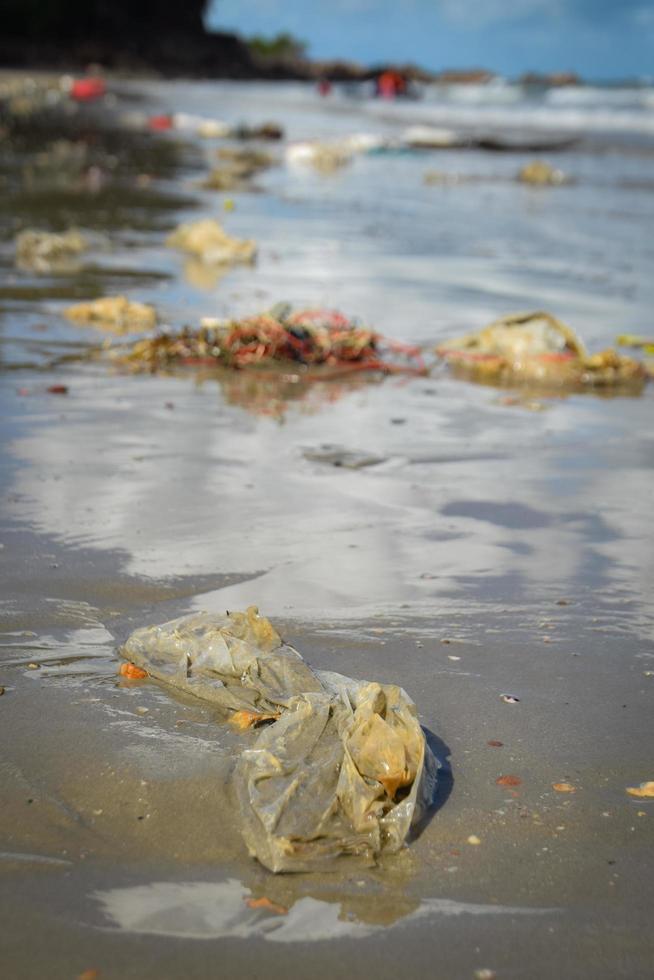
93, 877, 555, 942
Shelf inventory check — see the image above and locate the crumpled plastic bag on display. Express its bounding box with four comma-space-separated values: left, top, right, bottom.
65, 296, 157, 333
121, 606, 437, 873
15, 228, 88, 273
166, 219, 256, 266
437, 311, 646, 390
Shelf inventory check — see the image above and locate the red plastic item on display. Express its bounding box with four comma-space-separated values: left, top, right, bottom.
148, 115, 174, 131
70, 78, 106, 102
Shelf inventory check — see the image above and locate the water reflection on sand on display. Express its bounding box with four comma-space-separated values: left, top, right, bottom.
94, 877, 555, 942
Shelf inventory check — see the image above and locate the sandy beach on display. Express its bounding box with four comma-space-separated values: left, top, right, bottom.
1, 75, 653, 979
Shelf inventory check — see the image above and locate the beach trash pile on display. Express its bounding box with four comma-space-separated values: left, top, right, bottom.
115, 305, 427, 377
437, 311, 646, 390
121, 606, 437, 872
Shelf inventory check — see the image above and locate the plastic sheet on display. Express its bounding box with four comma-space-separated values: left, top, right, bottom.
122, 606, 437, 873
437, 311, 646, 390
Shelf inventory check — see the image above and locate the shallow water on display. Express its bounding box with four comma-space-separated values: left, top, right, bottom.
1, 78, 653, 979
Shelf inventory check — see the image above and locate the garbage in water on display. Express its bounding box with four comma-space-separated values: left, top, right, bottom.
403, 126, 463, 149
69, 77, 107, 103
285, 134, 397, 172
166, 218, 256, 266
285, 141, 354, 173
233, 122, 284, 141
437, 311, 646, 391
15, 228, 88, 273
201, 148, 274, 191
517, 160, 568, 185
113, 305, 427, 377
120, 605, 437, 872
65, 296, 157, 333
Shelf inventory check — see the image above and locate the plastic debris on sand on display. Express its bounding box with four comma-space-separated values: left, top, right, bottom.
65, 296, 157, 333
114, 305, 427, 378
15, 228, 88, 273
121, 606, 437, 873
166, 219, 256, 266
436, 311, 646, 391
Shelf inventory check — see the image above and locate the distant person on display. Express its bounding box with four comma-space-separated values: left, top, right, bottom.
376, 70, 407, 100
317, 78, 332, 97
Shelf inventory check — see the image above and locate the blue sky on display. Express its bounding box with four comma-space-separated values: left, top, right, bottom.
207, 0, 654, 80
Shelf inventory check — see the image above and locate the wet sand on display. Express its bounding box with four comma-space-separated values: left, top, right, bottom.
1, 76, 653, 979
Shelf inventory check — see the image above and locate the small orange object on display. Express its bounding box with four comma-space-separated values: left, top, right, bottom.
70, 78, 106, 102
552, 782, 576, 793
626, 781, 654, 799
119, 662, 148, 680
229, 709, 280, 731
496, 775, 522, 787
245, 896, 288, 915
47, 384, 68, 395
77, 970, 100, 980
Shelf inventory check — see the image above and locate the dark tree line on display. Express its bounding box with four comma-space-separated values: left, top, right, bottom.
2, 0, 207, 41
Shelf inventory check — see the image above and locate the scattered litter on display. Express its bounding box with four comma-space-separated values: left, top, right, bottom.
15, 228, 88, 273
76, 970, 101, 980
487, 740, 503, 747
121, 606, 437, 873
556, 598, 571, 606
244, 896, 288, 915
65, 296, 157, 333
467, 835, 482, 845
119, 663, 148, 680
234, 122, 284, 141
26, 663, 40, 670
0, 687, 5, 696
148, 114, 173, 132
403, 125, 462, 149
474, 970, 497, 980
114, 305, 426, 379
201, 148, 274, 191
626, 781, 654, 799
286, 141, 353, 173
437, 311, 646, 391
496, 775, 522, 787
616, 334, 654, 354
47, 385, 68, 395
166, 219, 256, 266
198, 119, 231, 138
552, 782, 576, 793
500, 694, 520, 703
517, 160, 568, 185
70, 78, 106, 103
